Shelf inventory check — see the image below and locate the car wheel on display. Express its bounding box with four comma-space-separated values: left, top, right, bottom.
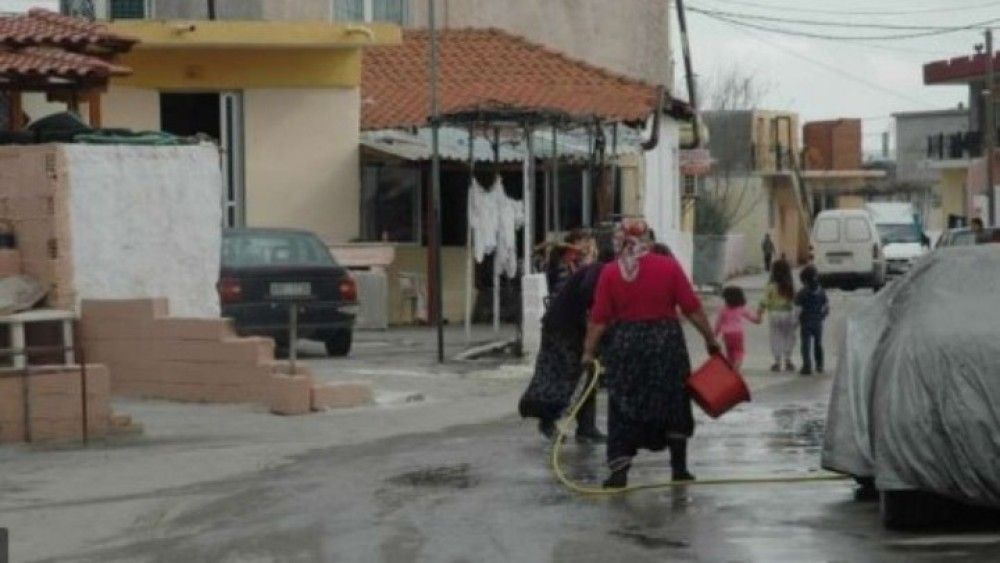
853, 476, 878, 502
880, 490, 947, 530
325, 330, 353, 357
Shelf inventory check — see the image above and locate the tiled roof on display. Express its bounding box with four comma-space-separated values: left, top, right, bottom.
0, 47, 131, 80
362, 28, 663, 130
0, 8, 138, 52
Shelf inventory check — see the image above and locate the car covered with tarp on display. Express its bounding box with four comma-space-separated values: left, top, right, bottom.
822, 245, 1000, 528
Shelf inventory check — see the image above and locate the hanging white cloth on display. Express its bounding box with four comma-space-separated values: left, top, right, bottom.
466, 177, 524, 278
493, 178, 525, 278
467, 179, 498, 262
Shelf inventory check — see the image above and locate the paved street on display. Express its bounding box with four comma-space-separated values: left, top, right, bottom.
3, 282, 1000, 562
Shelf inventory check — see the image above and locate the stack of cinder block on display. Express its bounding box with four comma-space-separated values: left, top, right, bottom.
0, 364, 136, 444
80, 299, 373, 414
0, 149, 74, 308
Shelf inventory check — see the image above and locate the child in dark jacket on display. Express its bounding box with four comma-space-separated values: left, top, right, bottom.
795, 266, 829, 375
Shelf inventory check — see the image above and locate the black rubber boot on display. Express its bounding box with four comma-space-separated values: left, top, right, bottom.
538, 419, 557, 441
603, 467, 629, 489
669, 439, 696, 482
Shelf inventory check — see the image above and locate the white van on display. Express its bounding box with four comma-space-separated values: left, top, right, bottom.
811, 209, 886, 291
864, 202, 929, 277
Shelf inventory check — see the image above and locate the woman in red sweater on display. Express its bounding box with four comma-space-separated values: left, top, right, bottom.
582, 219, 719, 488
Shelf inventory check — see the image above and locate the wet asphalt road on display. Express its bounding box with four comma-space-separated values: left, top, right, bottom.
54, 372, 1000, 563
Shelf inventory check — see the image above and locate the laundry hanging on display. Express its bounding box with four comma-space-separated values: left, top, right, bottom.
467, 177, 524, 278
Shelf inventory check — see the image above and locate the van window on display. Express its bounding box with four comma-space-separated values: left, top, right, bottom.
815, 218, 840, 243
846, 218, 872, 242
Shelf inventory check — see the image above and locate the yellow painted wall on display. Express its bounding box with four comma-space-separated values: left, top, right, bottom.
101, 87, 161, 131
116, 49, 362, 90
772, 180, 808, 264
837, 194, 865, 209
387, 245, 470, 325
939, 168, 969, 222
243, 87, 361, 244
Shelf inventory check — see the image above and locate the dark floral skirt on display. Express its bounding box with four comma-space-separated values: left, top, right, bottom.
518, 328, 584, 422
604, 319, 694, 465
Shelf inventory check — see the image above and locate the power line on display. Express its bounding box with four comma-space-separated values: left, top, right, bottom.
689, 6, 952, 30
703, 0, 1000, 17
691, 9, 1000, 41
716, 22, 937, 108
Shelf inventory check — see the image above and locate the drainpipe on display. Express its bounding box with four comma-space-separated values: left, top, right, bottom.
207, 0, 216, 20
641, 87, 664, 151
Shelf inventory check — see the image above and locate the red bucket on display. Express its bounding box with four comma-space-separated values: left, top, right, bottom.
687, 355, 751, 418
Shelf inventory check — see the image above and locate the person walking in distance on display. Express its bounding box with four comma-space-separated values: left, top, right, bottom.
582, 219, 720, 489
758, 258, 797, 372
762, 233, 776, 273
795, 265, 829, 375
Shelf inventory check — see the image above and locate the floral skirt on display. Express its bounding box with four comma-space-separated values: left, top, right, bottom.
604, 319, 694, 466
518, 328, 584, 422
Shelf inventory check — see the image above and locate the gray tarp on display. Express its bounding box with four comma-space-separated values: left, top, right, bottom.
822, 246, 1000, 507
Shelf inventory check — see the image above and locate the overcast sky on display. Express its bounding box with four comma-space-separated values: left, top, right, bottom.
680, 0, 990, 155
2, 0, 987, 155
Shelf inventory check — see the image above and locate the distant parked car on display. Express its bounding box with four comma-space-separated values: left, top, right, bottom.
219, 228, 357, 357
822, 246, 1000, 529
935, 226, 1000, 248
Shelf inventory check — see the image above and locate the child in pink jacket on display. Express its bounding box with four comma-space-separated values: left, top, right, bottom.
715, 286, 762, 369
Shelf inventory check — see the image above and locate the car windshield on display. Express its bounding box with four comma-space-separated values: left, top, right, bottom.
222, 231, 336, 267
876, 224, 921, 244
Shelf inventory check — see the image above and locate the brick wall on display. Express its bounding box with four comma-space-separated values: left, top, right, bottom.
803, 119, 862, 171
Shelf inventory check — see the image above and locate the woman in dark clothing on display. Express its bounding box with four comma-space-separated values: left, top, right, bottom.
519, 238, 614, 443
582, 219, 719, 488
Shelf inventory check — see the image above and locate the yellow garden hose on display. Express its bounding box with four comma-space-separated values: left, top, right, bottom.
550, 361, 850, 495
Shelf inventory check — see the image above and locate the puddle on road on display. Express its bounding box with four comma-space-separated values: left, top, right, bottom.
609, 528, 689, 549
387, 463, 479, 489
769, 405, 827, 449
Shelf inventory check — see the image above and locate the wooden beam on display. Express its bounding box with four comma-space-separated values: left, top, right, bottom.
88, 91, 102, 127
8, 92, 23, 132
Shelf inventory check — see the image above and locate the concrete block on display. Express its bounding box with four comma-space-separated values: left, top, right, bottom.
0, 249, 21, 277
160, 361, 271, 387
310, 382, 374, 411
158, 338, 273, 365
81, 299, 169, 322
156, 318, 236, 341
0, 376, 25, 424
269, 374, 312, 416
29, 419, 83, 443
80, 319, 159, 342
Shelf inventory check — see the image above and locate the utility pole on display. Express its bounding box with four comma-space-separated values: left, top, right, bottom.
428, 0, 445, 362
676, 0, 701, 147
985, 29, 996, 225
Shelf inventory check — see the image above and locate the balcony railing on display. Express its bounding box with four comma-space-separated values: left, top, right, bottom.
926, 131, 984, 160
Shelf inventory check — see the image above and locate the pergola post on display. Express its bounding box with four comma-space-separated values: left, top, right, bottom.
7, 92, 23, 132
492, 127, 501, 334
87, 91, 102, 128
522, 125, 535, 276
551, 123, 560, 234
464, 125, 475, 343
611, 122, 619, 219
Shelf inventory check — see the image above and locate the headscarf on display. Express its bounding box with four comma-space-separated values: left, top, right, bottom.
614, 218, 651, 282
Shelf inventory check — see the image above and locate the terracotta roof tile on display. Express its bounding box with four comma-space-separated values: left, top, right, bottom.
0, 9, 138, 52
362, 28, 661, 130
0, 47, 131, 79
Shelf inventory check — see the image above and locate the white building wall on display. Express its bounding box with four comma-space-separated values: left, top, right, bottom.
66, 144, 223, 317
642, 118, 692, 274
